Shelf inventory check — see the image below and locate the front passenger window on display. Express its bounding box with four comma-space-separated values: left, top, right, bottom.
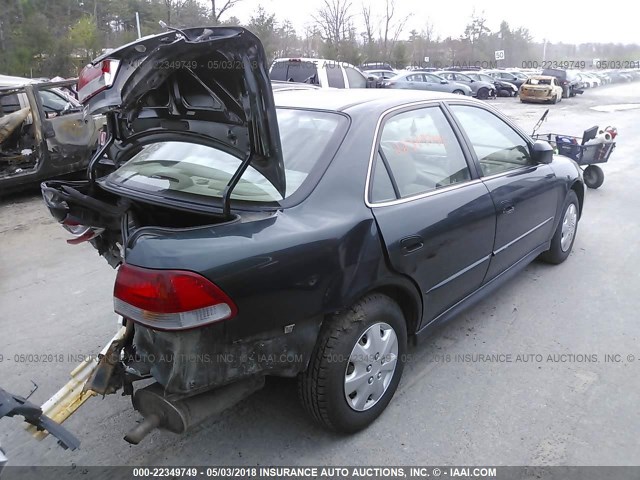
450, 105, 532, 177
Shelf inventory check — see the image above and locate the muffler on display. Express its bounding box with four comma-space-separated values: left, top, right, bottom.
124, 376, 264, 444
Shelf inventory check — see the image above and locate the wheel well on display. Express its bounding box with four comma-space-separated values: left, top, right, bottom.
370, 285, 421, 335
571, 181, 584, 218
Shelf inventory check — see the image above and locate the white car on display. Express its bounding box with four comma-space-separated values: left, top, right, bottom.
270, 58, 373, 89
581, 73, 602, 88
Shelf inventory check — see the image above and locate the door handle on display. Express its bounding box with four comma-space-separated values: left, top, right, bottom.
503, 205, 515, 214
400, 235, 424, 254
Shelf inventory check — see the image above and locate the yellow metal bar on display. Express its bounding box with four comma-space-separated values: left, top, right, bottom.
26, 325, 126, 440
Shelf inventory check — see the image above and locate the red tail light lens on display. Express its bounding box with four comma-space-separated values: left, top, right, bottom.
113, 264, 237, 331
78, 59, 120, 103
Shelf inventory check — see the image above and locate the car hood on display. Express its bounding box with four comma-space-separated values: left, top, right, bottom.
82, 27, 285, 198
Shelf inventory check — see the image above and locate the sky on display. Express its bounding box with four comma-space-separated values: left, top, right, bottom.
224, 0, 638, 45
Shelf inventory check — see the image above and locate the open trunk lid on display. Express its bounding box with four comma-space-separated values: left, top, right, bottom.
79, 26, 285, 198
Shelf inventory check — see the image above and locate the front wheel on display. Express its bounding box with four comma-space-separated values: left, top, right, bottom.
298, 293, 407, 432
583, 165, 604, 189
477, 87, 489, 100
539, 190, 579, 264
452, 89, 465, 95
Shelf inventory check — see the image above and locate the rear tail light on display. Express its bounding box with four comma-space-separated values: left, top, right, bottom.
77, 59, 120, 103
61, 217, 104, 245
113, 264, 238, 331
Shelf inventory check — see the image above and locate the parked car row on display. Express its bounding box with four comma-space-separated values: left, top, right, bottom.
268, 58, 640, 105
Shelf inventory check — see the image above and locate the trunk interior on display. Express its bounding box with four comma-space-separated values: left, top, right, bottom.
42, 179, 245, 267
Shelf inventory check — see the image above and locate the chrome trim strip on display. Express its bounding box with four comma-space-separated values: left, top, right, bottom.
479, 164, 539, 182
493, 217, 554, 255
369, 179, 483, 208
427, 254, 492, 293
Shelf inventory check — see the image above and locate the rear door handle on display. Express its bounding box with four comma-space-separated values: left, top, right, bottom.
500, 200, 515, 215
400, 235, 424, 254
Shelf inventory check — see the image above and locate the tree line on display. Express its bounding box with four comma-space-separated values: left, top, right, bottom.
1, 0, 638, 78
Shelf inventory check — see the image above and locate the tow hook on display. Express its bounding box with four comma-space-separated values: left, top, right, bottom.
84, 319, 134, 395
124, 376, 265, 444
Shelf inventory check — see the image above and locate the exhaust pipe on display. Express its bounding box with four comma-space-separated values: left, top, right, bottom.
124, 376, 265, 444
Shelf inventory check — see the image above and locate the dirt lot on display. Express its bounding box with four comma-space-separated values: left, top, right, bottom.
1, 82, 639, 466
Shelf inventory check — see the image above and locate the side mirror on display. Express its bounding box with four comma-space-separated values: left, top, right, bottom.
531, 140, 553, 164
440, 79, 448, 84
367, 75, 376, 81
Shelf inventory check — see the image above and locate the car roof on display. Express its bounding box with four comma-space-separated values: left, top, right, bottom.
271, 57, 358, 68
273, 88, 467, 113
271, 80, 320, 91
0, 74, 43, 87
528, 75, 556, 80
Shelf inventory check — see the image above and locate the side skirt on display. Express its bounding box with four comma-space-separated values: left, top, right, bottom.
414, 242, 550, 342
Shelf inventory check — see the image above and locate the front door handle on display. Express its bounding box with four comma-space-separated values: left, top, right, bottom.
400, 235, 424, 254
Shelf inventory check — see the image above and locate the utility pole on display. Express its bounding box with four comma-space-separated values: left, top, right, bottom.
135, 12, 142, 39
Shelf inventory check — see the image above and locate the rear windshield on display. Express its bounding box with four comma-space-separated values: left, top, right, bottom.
270, 61, 318, 83
107, 109, 347, 204
527, 78, 552, 85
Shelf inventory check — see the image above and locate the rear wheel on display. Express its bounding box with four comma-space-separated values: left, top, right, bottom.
583, 165, 604, 189
540, 190, 579, 264
298, 293, 407, 432
551, 94, 558, 104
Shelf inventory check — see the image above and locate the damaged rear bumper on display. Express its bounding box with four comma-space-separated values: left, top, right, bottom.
131, 316, 321, 395
32, 315, 321, 444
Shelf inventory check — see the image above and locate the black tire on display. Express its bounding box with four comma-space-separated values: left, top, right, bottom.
583, 165, 604, 189
551, 94, 558, 104
539, 190, 579, 264
298, 293, 407, 433
477, 87, 489, 100
452, 89, 465, 95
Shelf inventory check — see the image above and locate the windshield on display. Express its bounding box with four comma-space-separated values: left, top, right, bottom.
107, 109, 346, 204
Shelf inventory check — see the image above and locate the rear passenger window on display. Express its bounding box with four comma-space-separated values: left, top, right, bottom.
0, 93, 21, 115
372, 106, 471, 201
344, 67, 367, 88
370, 152, 397, 203
325, 65, 345, 88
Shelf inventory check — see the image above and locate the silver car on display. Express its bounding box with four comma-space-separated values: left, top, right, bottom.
383, 71, 473, 95
435, 71, 496, 99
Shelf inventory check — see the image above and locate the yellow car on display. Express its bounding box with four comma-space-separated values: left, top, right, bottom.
520, 76, 564, 104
